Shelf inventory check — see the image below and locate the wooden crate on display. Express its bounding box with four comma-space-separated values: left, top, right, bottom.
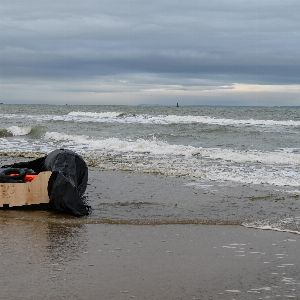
0, 171, 52, 207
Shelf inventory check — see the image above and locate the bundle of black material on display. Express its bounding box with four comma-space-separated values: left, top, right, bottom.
1, 149, 90, 217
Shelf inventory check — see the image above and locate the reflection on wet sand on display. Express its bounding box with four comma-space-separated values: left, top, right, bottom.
0, 210, 88, 263
1, 223, 300, 300
45, 223, 88, 263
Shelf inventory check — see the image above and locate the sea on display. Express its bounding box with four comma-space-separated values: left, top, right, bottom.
0, 104, 300, 232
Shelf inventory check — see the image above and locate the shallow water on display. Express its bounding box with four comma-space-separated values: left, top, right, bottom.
1, 105, 299, 184
1, 164, 300, 235
0, 105, 300, 233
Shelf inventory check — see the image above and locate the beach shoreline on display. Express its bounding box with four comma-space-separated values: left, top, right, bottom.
1, 155, 300, 227
1, 156, 300, 299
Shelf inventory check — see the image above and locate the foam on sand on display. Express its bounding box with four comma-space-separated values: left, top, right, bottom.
243, 218, 300, 235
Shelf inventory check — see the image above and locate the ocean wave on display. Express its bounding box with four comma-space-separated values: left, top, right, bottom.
0, 126, 35, 137
67, 111, 300, 127
1, 133, 299, 187
61, 112, 300, 126
68, 111, 123, 118
44, 132, 300, 166
0, 129, 12, 138
1, 111, 300, 127
42, 132, 300, 187
44, 132, 197, 156
7, 126, 33, 136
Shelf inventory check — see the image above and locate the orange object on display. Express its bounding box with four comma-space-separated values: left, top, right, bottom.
8, 173, 38, 182
24, 174, 37, 182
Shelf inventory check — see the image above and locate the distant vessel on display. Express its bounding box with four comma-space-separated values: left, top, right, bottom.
176, 102, 179, 108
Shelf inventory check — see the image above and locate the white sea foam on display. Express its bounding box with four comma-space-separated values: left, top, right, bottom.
67, 111, 300, 126
202, 148, 300, 166
42, 132, 300, 187
243, 218, 300, 235
44, 132, 197, 155
243, 224, 300, 235
44, 132, 300, 165
1, 112, 300, 127
1, 132, 299, 187
205, 165, 300, 187
154, 115, 300, 127
7, 126, 32, 136
68, 111, 123, 118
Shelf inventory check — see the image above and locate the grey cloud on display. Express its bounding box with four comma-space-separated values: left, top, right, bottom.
1, 46, 299, 84
1, 0, 300, 104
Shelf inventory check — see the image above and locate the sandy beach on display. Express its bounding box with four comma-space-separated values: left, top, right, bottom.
1, 0, 300, 297
0, 222, 299, 299
1, 156, 300, 299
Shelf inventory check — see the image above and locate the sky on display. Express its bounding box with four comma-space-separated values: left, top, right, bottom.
0, 0, 300, 105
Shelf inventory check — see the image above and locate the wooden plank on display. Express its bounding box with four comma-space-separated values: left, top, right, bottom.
0, 171, 52, 207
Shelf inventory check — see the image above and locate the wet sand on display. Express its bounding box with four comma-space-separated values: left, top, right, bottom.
1, 155, 300, 225
0, 222, 300, 300
1, 156, 300, 299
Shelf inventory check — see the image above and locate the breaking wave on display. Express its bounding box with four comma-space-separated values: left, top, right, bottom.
1, 132, 299, 187
66, 111, 300, 127
7, 126, 33, 136
0, 129, 12, 138
68, 111, 123, 118
0, 126, 38, 137
1, 111, 300, 127
44, 132, 300, 166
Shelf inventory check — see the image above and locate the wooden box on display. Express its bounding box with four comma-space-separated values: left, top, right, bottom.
0, 171, 52, 207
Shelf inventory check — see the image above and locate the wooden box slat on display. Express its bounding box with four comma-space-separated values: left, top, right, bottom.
0, 171, 51, 207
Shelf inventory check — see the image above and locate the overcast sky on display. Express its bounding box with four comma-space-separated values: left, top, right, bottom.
0, 0, 300, 105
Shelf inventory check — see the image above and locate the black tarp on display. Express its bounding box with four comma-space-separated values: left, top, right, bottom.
1, 149, 90, 216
